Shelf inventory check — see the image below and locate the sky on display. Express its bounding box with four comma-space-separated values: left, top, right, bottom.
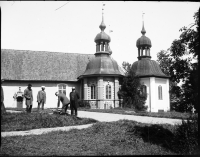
1, 1, 200, 66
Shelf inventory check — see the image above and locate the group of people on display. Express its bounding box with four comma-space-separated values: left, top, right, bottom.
1, 81, 80, 116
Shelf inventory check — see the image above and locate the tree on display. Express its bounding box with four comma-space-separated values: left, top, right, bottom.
122, 61, 131, 76
157, 8, 199, 112
121, 62, 147, 111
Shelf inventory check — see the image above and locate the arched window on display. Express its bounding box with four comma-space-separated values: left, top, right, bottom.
141, 85, 147, 95
158, 85, 162, 100
58, 84, 67, 95
106, 84, 111, 99
91, 84, 96, 99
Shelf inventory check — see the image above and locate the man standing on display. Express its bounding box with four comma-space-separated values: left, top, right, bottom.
14, 87, 24, 108
55, 92, 70, 114
24, 84, 33, 113
69, 87, 80, 116
1, 79, 6, 115
37, 86, 46, 112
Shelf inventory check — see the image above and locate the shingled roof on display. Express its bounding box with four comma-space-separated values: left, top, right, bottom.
1, 49, 94, 81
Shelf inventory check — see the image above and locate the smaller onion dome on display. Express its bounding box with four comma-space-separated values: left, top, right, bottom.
136, 22, 152, 48
94, 13, 111, 43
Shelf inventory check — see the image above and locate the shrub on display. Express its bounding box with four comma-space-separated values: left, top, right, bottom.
78, 100, 91, 108
172, 114, 198, 155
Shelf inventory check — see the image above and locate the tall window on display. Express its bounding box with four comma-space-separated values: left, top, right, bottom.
58, 84, 66, 95
141, 85, 147, 95
91, 85, 96, 99
158, 85, 162, 100
106, 84, 111, 99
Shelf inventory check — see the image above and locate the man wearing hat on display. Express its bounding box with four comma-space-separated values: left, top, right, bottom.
1, 79, 6, 115
69, 87, 80, 116
24, 84, 33, 113
37, 86, 46, 112
55, 92, 70, 114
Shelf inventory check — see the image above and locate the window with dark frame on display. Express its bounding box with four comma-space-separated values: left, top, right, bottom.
158, 85, 162, 100
58, 84, 66, 95
91, 84, 96, 99
106, 84, 111, 99
141, 85, 147, 95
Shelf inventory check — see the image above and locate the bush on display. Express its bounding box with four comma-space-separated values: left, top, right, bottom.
172, 114, 198, 155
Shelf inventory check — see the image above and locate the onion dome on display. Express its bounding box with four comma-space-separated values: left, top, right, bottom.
94, 14, 111, 43
136, 22, 152, 48
131, 58, 170, 78
136, 21, 152, 60
79, 12, 123, 78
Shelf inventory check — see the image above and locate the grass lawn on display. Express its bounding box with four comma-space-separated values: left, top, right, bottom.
1, 120, 198, 155
1, 112, 98, 132
79, 107, 197, 119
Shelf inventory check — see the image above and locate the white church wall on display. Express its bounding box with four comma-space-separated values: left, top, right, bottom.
155, 78, 169, 112
140, 78, 150, 112
2, 81, 80, 109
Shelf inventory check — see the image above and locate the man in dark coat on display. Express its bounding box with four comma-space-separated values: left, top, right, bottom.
55, 92, 70, 114
37, 86, 46, 112
69, 87, 80, 116
24, 84, 33, 113
1, 79, 6, 115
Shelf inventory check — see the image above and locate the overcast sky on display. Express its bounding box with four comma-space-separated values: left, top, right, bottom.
1, 1, 199, 66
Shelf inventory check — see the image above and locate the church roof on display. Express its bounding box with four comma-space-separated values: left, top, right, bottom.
131, 58, 170, 78
1, 49, 94, 81
79, 54, 124, 78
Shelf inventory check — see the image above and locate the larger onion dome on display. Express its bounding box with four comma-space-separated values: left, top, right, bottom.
78, 12, 124, 79
94, 14, 111, 43
81, 54, 123, 77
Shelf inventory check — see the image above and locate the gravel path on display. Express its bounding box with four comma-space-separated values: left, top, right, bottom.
1, 123, 94, 137
77, 111, 182, 125
2, 110, 182, 137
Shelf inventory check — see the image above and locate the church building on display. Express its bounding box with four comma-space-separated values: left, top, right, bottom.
1, 11, 170, 112
1, 13, 124, 110
131, 21, 170, 112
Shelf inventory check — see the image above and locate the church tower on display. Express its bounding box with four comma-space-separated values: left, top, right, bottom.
78, 6, 124, 109
131, 16, 170, 112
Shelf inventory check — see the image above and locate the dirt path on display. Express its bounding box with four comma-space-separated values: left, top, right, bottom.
1, 123, 94, 137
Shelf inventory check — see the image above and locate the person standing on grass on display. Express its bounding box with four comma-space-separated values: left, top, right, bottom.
24, 84, 33, 113
37, 86, 46, 112
1, 79, 6, 115
69, 87, 80, 116
55, 92, 70, 114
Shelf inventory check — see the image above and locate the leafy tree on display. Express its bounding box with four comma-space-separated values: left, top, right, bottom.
157, 8, 199, 112
122, 61, 131, 76
121, 62, 147, 111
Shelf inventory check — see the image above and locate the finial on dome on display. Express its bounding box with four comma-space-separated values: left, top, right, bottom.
99, 3, 106, 31
141, 13, 146, 35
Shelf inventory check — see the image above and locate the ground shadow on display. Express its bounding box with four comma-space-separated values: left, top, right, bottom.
133, 124, 176, 153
